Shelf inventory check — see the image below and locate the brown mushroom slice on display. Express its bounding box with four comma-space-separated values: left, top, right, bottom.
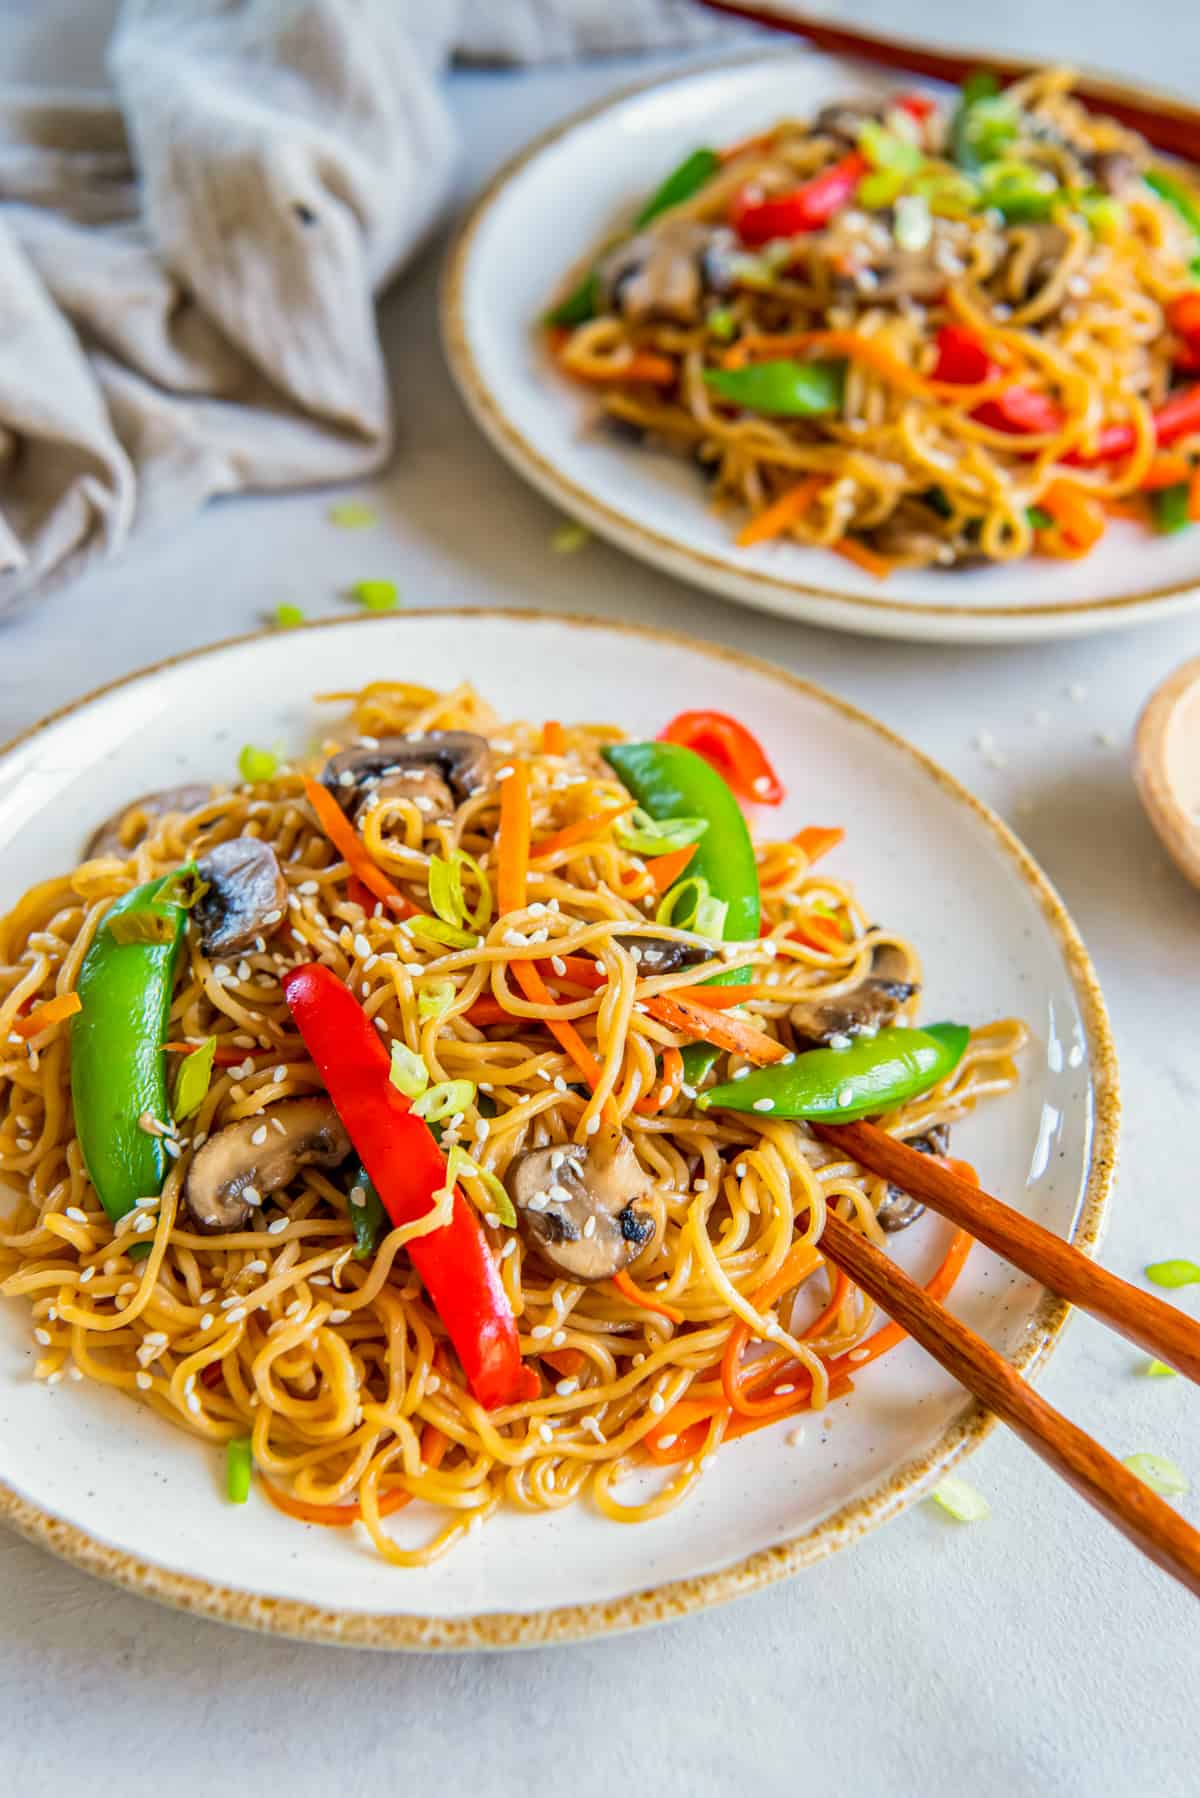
614, 934, 713, 975
597, 221, 740, 324
322, 732, 491, 823
182, 1098, 352, 1234
506, 1133, 655, 1281
83, 784, 213, 861
789, 943, 917, 1046
876, 1125, 949, 1233
195, 837, 287, 955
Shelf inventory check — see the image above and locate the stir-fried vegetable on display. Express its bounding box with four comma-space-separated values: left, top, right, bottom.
282, 963, 535, 1409
238, 744, 278, 783
1153, 483, 1192, 533
731, 152, 867, 244
226, 1437, 253, 1504
614, 808, 709, 855
929, 1474, 991, 1522
1145, 1258, 1200, 1287
348, 1165, 389, 1262
13, 991, 82, 1040
950, 71, 1018, 174
1123, 1452, 1189, 1498
71, 870, 197, 1224
635, 147, 719, 228
698, 1023, 968, 1122
704, 359, 845, 418
1145, 169, 1200, 275
172, 1035, 217, 1122
657, 709, 785, 805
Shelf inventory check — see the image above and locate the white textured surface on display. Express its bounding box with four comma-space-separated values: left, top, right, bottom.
2, 8, 1199, 1796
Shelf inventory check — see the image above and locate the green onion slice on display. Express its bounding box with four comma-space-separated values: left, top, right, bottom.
173, 1036, 217, 1122
445, 1146, 517, 1228
1123, 1452, 1189, 1498
1145, 1258, 1200, 1288
108, 910, 176, 946
412, 1079, 476, 1123
226, 1436, 253, 1505
388, 1042, 429, 1099
238, 744, 279, 783
417, 979, 456, 1022
929, 1473, 991, 1522
656, 875, 710, 931
407, 914, 480, 951
616, 808, 709, 856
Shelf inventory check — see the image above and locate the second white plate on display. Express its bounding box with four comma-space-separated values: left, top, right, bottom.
442, 50, 1200, 644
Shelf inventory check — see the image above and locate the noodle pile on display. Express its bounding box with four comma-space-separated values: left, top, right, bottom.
547, 67, 1200, 570
0, 681, 1023, 1565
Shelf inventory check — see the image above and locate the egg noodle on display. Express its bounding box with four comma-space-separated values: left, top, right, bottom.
0, 681, 1023, 1565
548, 67, 1200, 570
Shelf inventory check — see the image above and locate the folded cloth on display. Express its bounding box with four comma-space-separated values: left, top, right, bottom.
0, 0, 730, 616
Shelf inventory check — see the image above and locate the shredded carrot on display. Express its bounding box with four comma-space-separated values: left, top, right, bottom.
513, 957, 614, 1107
464, 996, 518, 1027
530, 799, 635, 861
1190, 467, 1200, 523
635, 1045, 684, 1116
793, 826, 844, 864
611, 1268, 685, 1325
736, 476, 827, 548
832, 538, 894, 580
14, 991, 82, 1039
261, 1425, 445, 1527
646, 1215, 975, 1463
1104, 497, 1148, 523
562, 350, 677, 386
644, 991, 788, 1064
302, 777, 418, 917
541, 719, 567, 756
720, 1240, 824, 1417
1139, 452, 1193, 492
719, 127, 778, 163
496, 761, 532, 915
163, 1040, 267, 1067
639, 841, 698, 895
541, 1347, 586, 1379
659, 983, 750, 1011
1038, 479, 1106, 554
787, 914, 846, 955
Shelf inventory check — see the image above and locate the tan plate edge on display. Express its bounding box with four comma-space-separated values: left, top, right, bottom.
0, 606, 1120, 1650
439, 47, 1200, 629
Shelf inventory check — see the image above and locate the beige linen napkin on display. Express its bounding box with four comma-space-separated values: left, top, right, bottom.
0, 0, 728, 616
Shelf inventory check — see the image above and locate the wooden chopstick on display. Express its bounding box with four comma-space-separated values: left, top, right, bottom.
818, 1210, 1200, 1598
812, 1121, 1200, 1384
696, 3, 1200, 162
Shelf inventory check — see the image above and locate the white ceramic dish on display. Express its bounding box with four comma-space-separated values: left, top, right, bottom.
0, 610, 1117, 1647
442, 51, 1200, 645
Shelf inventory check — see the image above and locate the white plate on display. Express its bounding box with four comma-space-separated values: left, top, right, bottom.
0, 611, 1117, 1647
442, 51, 1200, 645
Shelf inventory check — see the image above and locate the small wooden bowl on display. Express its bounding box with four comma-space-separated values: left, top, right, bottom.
1135, 656, 1200, 890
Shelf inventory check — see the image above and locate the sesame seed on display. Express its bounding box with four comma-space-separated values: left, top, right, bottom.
786, 1426, 805, 1447
531, 1324, 551, 1340
538, 1422, 554, 1442
735, 1162, 747, 1179
649, 1393, 666, 1416
136, 1371, 152, 1391
46, 1370, 63, 1386
328, 1308, 351, 1324
199, 1313, 214, 1331
1067, 1043, 1084, 1068
242, 1185, 261, 1208
657, 1434, 678, 1450
68, 1366, 82, 1382
550, 955, 567, 976
225, 1306, 246, 1323
78, 1266, 95, 1284
584, 1114, 600, 1135
555, 1378, 579, 1396
500, 1238, 517, 1260
285, 1300, 304, 1319
134, 1213, 155, 1233
251, 1125, 268, 1146
298, 880, 319, 894
34, 1327, 51, 1345
732, 1066, 751, 1082
268, 1217, 289, 1234
550, 1150, 565, 1170
775, 1383, 795, 1396
186, 1391, 201, 1414
353, 933, 371, 958
64, 1206, 88, 1224
837, 1086, 854, 1107
848, 1347, 870, 1362
752, 1097, 775, 1113
274, 1066, 287, 1083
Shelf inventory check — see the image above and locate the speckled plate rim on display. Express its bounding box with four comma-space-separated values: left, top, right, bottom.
0, 607, 1119, 1650
440, 48, 1200, 645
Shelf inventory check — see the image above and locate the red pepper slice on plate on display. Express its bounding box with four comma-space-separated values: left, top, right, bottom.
657, 710, 785, 805
282, 963, 536, 1410
931, 324, 998, 387
731, 152, 867, 245
1066, 385, 1200, 466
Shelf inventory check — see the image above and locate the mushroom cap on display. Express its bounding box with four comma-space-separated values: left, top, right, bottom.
83, 785, 213, 861
615, 934, 713, 976
322, 732, 491, 822
789, 943, 917, 1046
182, 1097, 352, 1234
195, 837, 287, 956
877, 1125, 949, 1233
506, 1133, 655, 1281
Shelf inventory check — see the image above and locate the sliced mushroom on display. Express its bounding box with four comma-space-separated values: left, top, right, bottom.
195, 837, 287, 956
182, 1098, 352, 1234
990, 221, 1072, 312
789, 943, 917, 1046
506, 1132, 655, 1281
597, 221, 740, 324
877, 1124, 949, 1233
614, 934, 714, 975
813, 98, 888, 149
83, 784, 213, 861
322, 732, 491, 824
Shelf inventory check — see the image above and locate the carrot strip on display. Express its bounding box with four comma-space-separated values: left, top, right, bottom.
14, 991, 82, 1039
513, 958, 612, 1101
1139, 452, 1193, 492
736, 476, 827, 548
530, 799, 635, 861
635, 1045, 684, 1116
261, 1425, 446, 1527
1190, 467, 1200, 523
163, 1040, 270, 1068
563, 351, 677, 386
719, 127, 778, 163
787, 914, 846, 955
659, 983, 748, 1011
1038, 479, 1106, 554
302, 777, 418, 917
833, 538, 894, 580
611, 1268, 685, 1325
541, 719, 567, 755
541, 1347, 586, 1379
793, 826, 844, 864
724, 328, 1015, 400
497, 761, 531, 916
720, 1240, 824, 1416
645, 991, 788, 1064
641, 842, 698, 894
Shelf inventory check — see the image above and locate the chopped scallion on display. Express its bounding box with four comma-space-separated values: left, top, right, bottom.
238, 744, 279, 783
350, 578, 399, 612
929, 1473, 991, 1521
226, 1436, 253, 1504
388, 1042, 429, 1099
273, 603, 305, 629
173, 1036, 217, 1122
1123, 1452, 1189, 1498
1145, 1258, 1200, 1288
328, 501, 376, 530
411, 1078, 476, 1123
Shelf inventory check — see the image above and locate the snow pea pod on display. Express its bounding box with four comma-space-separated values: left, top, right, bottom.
697, 1023, 969, 1122
602, 739, 759, 987
703, 359, 845, 418
71, 869, 196, 1223
634, 147, 719, 228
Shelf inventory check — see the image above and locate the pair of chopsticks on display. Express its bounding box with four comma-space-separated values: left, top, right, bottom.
810, 1121, 1200, 1597
696, 2, 1200, 161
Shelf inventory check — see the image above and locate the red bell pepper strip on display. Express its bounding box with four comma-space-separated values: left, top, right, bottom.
1066, 385, 1200, 466
931, 324, 998, 387
658, 709, 785, 805
731, 152, 867, 246
281, 963, 535, 1410
1167, 293, 1200, 344
972, 387, 1064, 436
895, 92, 936, 122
